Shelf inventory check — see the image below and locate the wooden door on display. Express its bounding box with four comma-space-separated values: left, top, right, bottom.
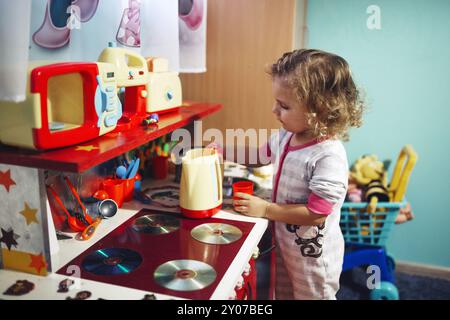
180, 0, 306, 140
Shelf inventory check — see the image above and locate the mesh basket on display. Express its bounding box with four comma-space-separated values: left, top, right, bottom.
340, 201, 406, 246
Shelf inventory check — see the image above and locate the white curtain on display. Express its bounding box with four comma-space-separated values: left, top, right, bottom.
179, 0, 207, 73
68, 0, 125, 61
0, 0, 32, 102
0, 0, 208, 102
29, 0, 147, 61
141, 0, 180, 72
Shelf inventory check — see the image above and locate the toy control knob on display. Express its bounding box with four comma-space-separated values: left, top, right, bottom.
243, 263, 251, 277
235, 275, 244, 290
252, 246, 260, 259
228, 290, 237, 300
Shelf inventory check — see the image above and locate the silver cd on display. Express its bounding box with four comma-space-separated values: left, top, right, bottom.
191, 223, 242, 245
131, 214, 180, 234
154, 259, 216, 291
81, 248, 142, 276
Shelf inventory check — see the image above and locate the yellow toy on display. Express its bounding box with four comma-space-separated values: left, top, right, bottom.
350, 154, 389, 213
97, 44, 182, 114
350, 154, 387, 186
350, 145, 418, 203
349, 145, 418, 229
388, 145, 417, 202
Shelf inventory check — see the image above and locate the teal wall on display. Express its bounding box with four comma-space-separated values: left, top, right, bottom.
307, 0, 450, 267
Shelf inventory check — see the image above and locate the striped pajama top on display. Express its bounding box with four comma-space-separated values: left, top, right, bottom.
266, 128, 348, 300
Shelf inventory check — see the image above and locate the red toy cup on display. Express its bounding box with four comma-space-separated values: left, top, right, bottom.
101, 178, 125, 208
232, 181, 254, 200
152, 156, 169, 180
119, 177, 135, 202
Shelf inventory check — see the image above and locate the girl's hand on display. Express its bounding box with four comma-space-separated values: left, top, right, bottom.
233, 193, 270, 218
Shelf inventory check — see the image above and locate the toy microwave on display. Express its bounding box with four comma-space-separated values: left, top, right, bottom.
0, 62, 122, 150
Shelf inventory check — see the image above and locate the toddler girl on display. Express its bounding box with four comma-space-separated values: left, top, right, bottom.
233, 49, 364, 299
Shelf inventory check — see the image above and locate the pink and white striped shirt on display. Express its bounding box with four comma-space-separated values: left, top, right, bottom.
265, 128, 348, 300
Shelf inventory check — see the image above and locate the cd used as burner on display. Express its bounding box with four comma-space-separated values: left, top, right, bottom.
154, 259, 216, 291
131, 214, 180, 234
191, 223, 242, 245
81, 248, 142, 276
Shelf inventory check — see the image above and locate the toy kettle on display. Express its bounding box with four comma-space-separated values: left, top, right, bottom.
179, 148, 222, 218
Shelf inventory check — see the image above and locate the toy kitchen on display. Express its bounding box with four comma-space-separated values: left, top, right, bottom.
0, 42, 181, 151
0, 44, 268, 300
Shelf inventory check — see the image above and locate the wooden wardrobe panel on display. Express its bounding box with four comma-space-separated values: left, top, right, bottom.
180, 0, 299, 139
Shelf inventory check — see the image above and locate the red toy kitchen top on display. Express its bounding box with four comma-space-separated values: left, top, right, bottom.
56, 208, 255, 300
0, 102, 221, 173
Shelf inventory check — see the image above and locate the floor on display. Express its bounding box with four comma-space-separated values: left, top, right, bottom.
254, 230, 450, 300
338, 267, 450, 300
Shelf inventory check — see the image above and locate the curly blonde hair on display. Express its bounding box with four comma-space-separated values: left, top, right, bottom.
269, 49, 365, 141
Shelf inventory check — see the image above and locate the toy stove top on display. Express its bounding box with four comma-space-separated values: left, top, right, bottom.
56, 208, 255, 299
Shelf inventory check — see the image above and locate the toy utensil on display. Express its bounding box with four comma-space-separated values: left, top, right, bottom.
81, 197, 117, 219
125, 159, 135, 178
64, 176, 94, 225
81, 218, 101, 241
127, 158, 140, 178
116, 165, 127, 179
98, 199, 118, 219
46, 186, 86, 232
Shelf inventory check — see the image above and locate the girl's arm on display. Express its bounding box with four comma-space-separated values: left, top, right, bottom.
234, 193, 327, 226
265, 203, 327, 226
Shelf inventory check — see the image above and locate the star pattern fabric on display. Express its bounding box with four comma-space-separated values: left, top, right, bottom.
28, 252, 47, 274
19, 202, 39, 225
0, 227, 19, 250
0, 169, 16, 192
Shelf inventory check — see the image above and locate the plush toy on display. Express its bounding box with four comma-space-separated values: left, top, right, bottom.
347, 155, 386, 207
350, 154, 388, 187
348, 155, 391, 212
347, 146, 418, 234
346, 180, 363, 202
395, 202, 414, 224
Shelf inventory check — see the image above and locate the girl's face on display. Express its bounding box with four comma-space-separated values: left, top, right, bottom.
271, 76, 309, 135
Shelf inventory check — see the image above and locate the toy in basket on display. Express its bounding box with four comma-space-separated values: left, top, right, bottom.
341, 145, 417, 300
344, 145, 417, 243
347, 154, 390, 237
